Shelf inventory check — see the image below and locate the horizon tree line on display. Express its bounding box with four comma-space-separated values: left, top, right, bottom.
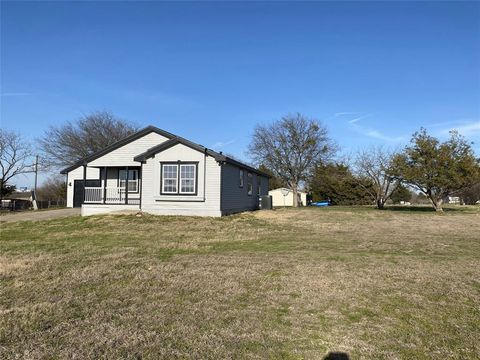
1, 111, 479, 211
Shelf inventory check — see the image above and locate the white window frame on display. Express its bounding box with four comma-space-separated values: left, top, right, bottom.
162, 164, 178, 194
247, 172, 253, 196
179, 164, 196, 194
239, 169, 244, 188
119, 169, 139, 193
161, 162, 198, 195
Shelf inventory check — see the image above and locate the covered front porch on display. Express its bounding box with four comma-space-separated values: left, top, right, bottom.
76, 166, 141, 207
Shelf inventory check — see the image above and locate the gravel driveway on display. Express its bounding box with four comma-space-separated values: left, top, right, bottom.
0, 208, 80, 223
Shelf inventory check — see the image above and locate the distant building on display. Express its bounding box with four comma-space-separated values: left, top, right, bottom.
1, 192, 33, 211
447, 196, 461, 204
269, 187, 307, 207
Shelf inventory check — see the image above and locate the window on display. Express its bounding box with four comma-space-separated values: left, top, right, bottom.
119, 169, 138, 192
162, 164, 178, 193
247, 172, 253, 196
180, 164, 196, 194
257, 182, 261, 196
161, 162, 197, 195
239, 169, 244, 188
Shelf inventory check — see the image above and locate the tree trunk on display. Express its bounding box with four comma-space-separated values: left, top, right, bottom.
434, 198, 444, 212
429, 196, 444, 212
292, 184, 298, 207
297, 192, 303, 206
376, 198, 385, 209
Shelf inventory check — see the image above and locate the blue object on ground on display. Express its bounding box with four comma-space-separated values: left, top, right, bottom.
311, 201, 329, 207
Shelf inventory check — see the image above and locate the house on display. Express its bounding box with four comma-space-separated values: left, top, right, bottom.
1, 191, 33, 211
446, 196, 461, 204
61, 126, 269, 217
269, 187, 307, 207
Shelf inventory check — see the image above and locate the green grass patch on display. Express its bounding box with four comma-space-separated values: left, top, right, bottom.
1, 206, 479, 359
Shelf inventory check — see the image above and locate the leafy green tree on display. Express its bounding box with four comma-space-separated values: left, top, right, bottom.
390, 183, 412, 204
392, 129, 480, 211
411, 192, 430, 205
309, 163, 372, 205
458, 182, 480, 205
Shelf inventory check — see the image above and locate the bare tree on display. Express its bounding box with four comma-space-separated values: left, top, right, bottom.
36, 176, 67, 201
354, 146, 399, 209
249, 113, 336, 207
39, 111, 138, 169
0, 130, 33, 199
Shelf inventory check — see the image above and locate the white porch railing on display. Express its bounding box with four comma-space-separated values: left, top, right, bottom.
84, 187, 139, 204
84, 187, 105, 203
105, 187, 127, 204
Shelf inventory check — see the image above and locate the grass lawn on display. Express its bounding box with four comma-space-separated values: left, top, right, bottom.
1, 206, 479, 359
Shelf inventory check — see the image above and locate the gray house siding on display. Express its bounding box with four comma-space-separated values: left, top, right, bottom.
220, 163, 268, 215
260, 176, 269, 197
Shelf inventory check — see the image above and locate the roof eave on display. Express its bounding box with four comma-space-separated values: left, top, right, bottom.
59, 126, 175, 174
58, 125, 270, 178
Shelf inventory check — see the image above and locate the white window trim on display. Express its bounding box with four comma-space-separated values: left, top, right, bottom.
161, 162, 198, 195
162, 164, 178, 194
119, 169, 139, 193
247, 172, 253, 196
239, 169, 244, 188
179, 164, 196, 194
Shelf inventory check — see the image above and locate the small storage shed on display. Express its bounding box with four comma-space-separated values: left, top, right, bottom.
269, 187, 308, 207
1, 192, 33, 211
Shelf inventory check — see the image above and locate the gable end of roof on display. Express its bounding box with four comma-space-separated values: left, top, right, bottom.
60, 126, 174, 174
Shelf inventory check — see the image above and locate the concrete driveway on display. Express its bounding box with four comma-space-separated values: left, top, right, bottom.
0, 208, 80, 223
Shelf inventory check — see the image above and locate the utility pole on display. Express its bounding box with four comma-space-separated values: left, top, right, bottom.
32, 155, 39, 210
34, 155, 39, 194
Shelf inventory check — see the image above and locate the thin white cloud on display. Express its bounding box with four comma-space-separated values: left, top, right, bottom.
334, 112, 360, 117
426, 120, 468, 128
1, 92, 31, 97
348, 114, 371, 124
440, 120, 480, 137
351, 123, 406, 142
332, 111, 371, 124
211, 139, 235, 150
338, 111, 405, 142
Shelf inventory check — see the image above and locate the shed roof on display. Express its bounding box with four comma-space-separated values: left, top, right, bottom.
269, 187, 307, 194
3, 191, 33, 200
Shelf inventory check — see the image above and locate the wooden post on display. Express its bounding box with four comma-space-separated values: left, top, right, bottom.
34, 154, 39, 195
103, 167, 107, 204
125, 166, 129, 205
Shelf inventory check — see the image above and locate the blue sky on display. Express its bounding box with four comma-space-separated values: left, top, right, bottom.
1, 1, 479, 188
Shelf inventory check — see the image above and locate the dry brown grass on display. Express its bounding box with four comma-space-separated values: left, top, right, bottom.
1, 206, 479, 359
